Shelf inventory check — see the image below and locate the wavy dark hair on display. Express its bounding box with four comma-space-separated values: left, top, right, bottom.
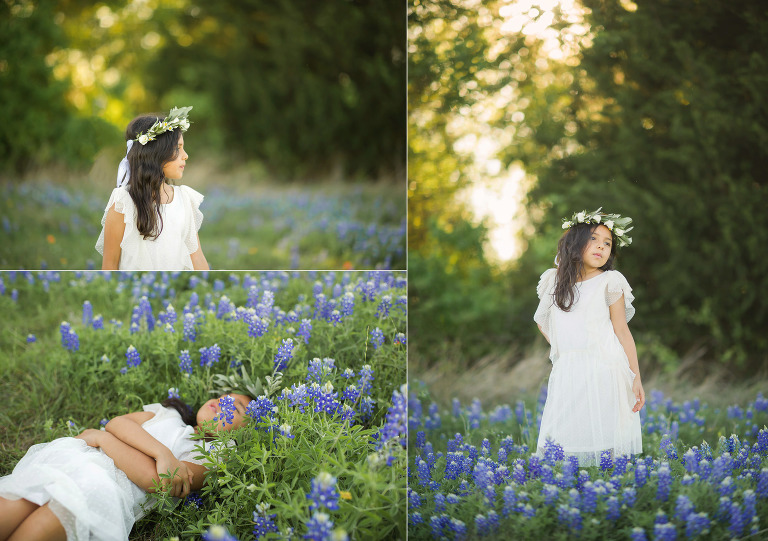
554, 223, 617, 311
162, 397, 197, 426
123, 114, 182, 239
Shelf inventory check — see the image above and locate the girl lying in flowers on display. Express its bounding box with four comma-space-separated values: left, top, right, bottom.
0, 393, 252, 541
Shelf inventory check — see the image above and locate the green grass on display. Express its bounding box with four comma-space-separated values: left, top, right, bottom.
0, 179, 405, 270
0, 270, 407, 540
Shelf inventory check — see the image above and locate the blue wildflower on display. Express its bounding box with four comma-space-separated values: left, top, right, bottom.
125, 345, 141, 368
82, 300, 93, 326
357, 364, 374, 395
178, 350, 193, 375
167, 387, 180, 400
298, 319, 312, 343
252, 503, 279, 540
376, 295, 391, 318
629, 527, 647, 541
394, 332, 406, 346
216, 395, 236, 426
685, 512, 710, 538
600, 450, 613, 472
274, 338, 295, 372
201, 525, 238, 541
656, 462, 672, 502
183, 313, 196, 342
92, 315, 104, 330
653, 523, 676, 541
369, 327, 385, 349
307, 472, 339, 511
340, 292, 354, 316
26, 334, 36, 343
59, 321, 79, 351
246, 396, 277, 426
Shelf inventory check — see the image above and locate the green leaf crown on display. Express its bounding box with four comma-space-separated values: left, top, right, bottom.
134, 106, 193, 145
561, 207, 634, 247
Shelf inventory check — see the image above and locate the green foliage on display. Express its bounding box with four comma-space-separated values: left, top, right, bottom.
0, 271, 406, 539
147, 1, 406, 179
516, 0, 768, 370
0, 2, 119, 173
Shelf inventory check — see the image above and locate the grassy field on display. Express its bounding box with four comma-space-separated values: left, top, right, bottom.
409, 352, 768, 540
0, 174, 405, 270
0, 270, 406, 540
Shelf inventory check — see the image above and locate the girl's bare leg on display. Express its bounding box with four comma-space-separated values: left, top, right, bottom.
8, 504, 65, 541
0, 497, 38, 541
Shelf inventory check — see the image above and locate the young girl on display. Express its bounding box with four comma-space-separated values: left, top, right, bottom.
534, 208, 645, 466
95, 106, 210, 271
0, 393, 252, 541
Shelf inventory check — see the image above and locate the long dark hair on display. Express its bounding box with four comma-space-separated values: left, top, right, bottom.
553, 223, 617, 311
123, 114, 182, 239
162, 397, 196, 426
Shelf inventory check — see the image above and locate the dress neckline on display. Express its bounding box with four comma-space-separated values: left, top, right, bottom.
160, 185, 176, 205
576, 270, 607, 283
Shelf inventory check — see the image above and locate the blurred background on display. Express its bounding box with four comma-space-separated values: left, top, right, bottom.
409, 0, 768, 402
0, 0, 406, 270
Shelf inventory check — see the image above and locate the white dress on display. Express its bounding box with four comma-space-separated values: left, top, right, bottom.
0, 404, 205, 541
533, 269, 642, 466
95, 185, 204, 270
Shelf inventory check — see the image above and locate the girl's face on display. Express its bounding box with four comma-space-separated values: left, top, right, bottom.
581, 224, 613, 273
162, 134, 188, 180
196, 393, 251, 432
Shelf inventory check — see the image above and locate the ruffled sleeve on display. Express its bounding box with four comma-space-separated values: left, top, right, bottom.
95, 187, 136, 256
178, 185, 204, 255
605, 270, 635, 322
533, 268, 557, 336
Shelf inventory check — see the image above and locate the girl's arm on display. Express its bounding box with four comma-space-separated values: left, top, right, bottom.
75, 429, 208, 493
190, 233, 209, 270
609, 294, 646, 412
105, 411, 192, 497
102, 204, 125, 270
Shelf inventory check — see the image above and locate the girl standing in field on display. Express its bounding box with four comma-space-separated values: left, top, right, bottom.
534, 208, 645, 466
0, 393, 251, 541
95, 106, 210, 270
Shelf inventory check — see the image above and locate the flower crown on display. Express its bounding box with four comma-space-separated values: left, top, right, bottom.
134, 106, 192, 145
561, 207, 634, 247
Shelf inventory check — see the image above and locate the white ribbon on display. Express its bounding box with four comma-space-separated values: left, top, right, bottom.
116, 140, 134, 188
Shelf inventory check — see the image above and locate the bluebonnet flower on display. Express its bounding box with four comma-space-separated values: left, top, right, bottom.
274, 338, 295, 372
216, 395, 236, 426
629, 527, 647, 541
635, 462, 648, 488
60, 321, 79, 351
685, 512, 710, 538
307, 472, 339, 511
409, 512, 423, 526
183, 313, 196, 342
557, 504, 582, 532
184, 492, 204, 509
393, 332, 406, 346
729, 500, 745, 538
298, 319, 312, 343
758, 468, 768, 498
369, 327, 385, 349
119, 367, 127, 374
178, 350, 193, 375
314, 382, 341, 416
543, 439, 565, 465
606, 495, 621, 521
307, 358, 333, 384
656, 462, 672, 502
100, 418, 109, 427
448, 518, 466, 540
277, 423, 294, 440
283, 384, 310, 413
581, 481, 598, 513
541, 484, 560, 506
600, 450, 613, 472
719, 476, 736, 498
341, 385, 359, 402
340, 292, 354, 317
653, 523, 675, 541
376, 295, 391, 318
357, 364, 374, 395
433, 492, 446, 513
249, 316, 270, 338
304, 511, 334, 540
246, 396, 277, 426
82, 300, 93, 325
92, 314, 104, 330
408, 488, 422, 509
340, 404, 356, 424
357, 396, 375, 423
125, 345, 141, 368
340, 368, 355, 379
327, 309, 342, 326
202, 525, 238, 541
199, 343, 222, 368
614, 454, 628, 476
743, 490, 756, 532
167, 387, 180, 400
138, 296, 155, 331
26, 334, 36, 343
11, 289, 17, 303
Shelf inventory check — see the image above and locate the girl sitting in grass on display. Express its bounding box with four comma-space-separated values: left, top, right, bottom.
0, 393, 251, 541
95, 106, 210, 271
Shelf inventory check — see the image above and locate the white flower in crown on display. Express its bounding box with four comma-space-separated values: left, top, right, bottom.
615, 228, 624, 236
592, 214, 601, 223
576, 212, 586, 223
180, 118, 190, 130
604, 220, 614, 229
562, 221, 572, 229
138, 134, 150, 145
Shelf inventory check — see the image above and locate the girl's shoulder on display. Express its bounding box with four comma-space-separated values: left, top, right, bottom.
603, 269, 632, 286
177, 185, 204, 206
537, 268, 557, 299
